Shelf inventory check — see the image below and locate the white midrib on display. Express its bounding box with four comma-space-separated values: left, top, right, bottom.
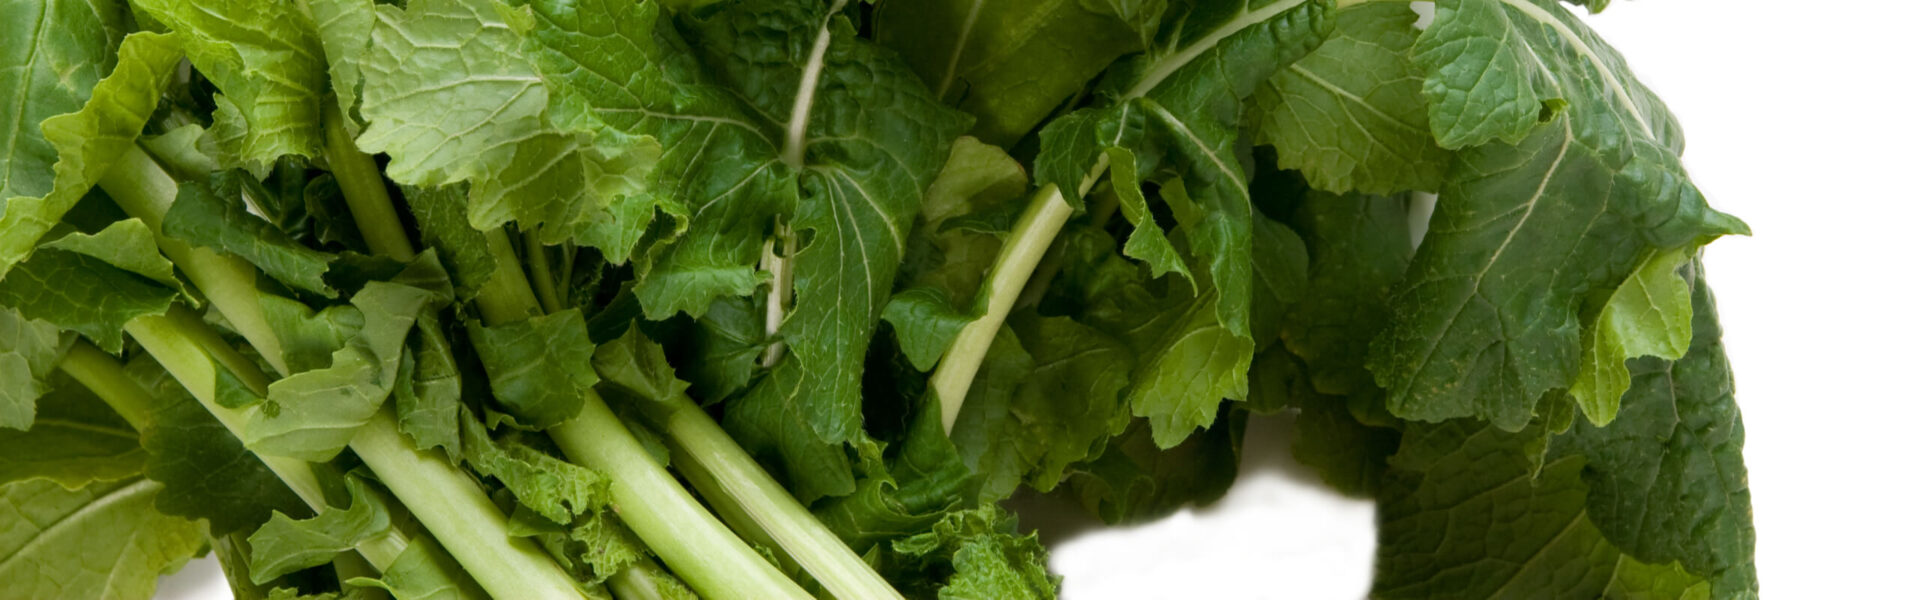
1498, 0, 1653, 137
1123, 0, 1310, 100
781, 0, 849, 168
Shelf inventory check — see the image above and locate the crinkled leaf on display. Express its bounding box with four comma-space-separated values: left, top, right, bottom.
346, 537, 488, 600
245, 281, 432, 460
1252, 3, 1448, 194
247, 477, 393, 584
130, 0, 329, 167
949, 326, 1037, 502
1569, 246, 1694, 425
875, 0, 1151, 145
399, 185, 495, 298
355, 0, 658, 251
1063, 411, 1242, 524
469, 308, 597, 430
0, 478, 207, 600
0, 248, 174, 353
883, 287, 979, 373
1369, 0, 1746, 429
308, 0, 376, 128
0, 307, 67, 429
458, 410, 607, 524
889, 506, 1058, 600
1560, 276, 1758, 596
1, 31, 180, 279
0, 0, 128, 201
1279, 189, 1411, 395
164, 174, 338, 297
394, 315, 462, 453
1004, 314, 1134, 492
0, 370, 143, 487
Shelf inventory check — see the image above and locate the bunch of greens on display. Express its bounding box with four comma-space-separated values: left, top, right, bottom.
1, 0, 1756, 598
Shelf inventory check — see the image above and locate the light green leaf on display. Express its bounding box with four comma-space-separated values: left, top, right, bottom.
130, 0, 329, 167
247, 477, 393, 583
891, 506, 1057, 600
469, 309, 597, 430
1570, 246, 1695, 425
0, 370, 143, 487
0, 307, 67, 430
1, 31, 180, 279
949, 326, 1037, 502
883, 287, 979, 373
0, 0, 128, 201
346, 536, 488, 600
1369, 0, 1746, 429
1604, 556, 1712, 600
0, 248, 175, 353
457, 409, 607, 524
1253, 2, 1449, 194
246, 281, 432, 460
307, 0, 376, 128
0, 478, 207, 600
42, 218, 184, 294
1006, 314, 1134, 492
355, 0, 658, 251
394, 315, 462, 454
127, 353, 308, 536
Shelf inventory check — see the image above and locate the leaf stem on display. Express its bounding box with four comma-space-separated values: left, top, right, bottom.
759, 226, 794, 367
929, 184, 1074, 432
57, 342, 158, 431
523, 229, 564, 313
628, 387, 905, 600
324, 103, 415, 261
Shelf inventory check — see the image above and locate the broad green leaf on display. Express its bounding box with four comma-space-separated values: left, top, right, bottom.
247, 477, 393, 583
591, 325, 690, 404
469, 308, 597, 430
875, 0, 1152, 145
164, 174, 338, 297
42, 218, 184, 293
1369, 0, 1746, 429
1105, 273, 1252, 447
896, 136, 1029, 305
1373, 419, 1623, 599
307, 0, 376, 127
394, 315, 462, 454
0, 0, 128, 201
0, 307, 67, 429
354, 0, 659, 251
682, 296, 765, 402
1248, 209, 1307, 350
0, 478, 207, 600
1278, 190, 1411, 395
949, 326, 1038, 502
127, 354, 309, 536
1252, 3, 1449, 194
1560, 276, 1758, 596
889, 506, 1057, 600
1604, 556, 1712, 600
1279, 361, 1398, 497
0, 248, 175, 353
1569, 246, 1694, 425
883, 287, 979, 373
0, 370, 143, 487
1006, 314, 1134, 492
0, 31, 180, 279
1106, 146, 1194, 282
130, 0, 329, 167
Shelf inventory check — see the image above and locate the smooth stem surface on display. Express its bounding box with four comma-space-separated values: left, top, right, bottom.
99, 148, 288, 374
523, 230, 563, 313
931, 184, 1075, 432
58, 342, 157, 431
324, 103, 415, 261
605, 558, 678, 600
469, 234, 809, 599
634, 389, 905, 600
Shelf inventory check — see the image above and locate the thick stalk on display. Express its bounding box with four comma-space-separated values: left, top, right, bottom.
98, 151, 586, 598
58, 342, 158, 431
759, 228, 794, 367
323, 103, 415, 261
523, 230, 563, 313
470, 240, 811, 600
631, 389, 904, 600
929, 184, 1074, 432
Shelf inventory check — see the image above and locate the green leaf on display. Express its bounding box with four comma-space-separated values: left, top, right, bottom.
346, 536, 488, 600
127, 353, 308, 536
1604, 556, 1712, 600
0, 478, 207, 600
130, 0, 329, 167
890, 506, 1058, 600
949, 326, 1037, 502
1369, 0, 1747, 429
1278, 189, 1412, 395
1004, 314, 1134, 492
1569, 246, 1694, 425
1252, 2, 1449, 194
1248, 209, 1308, 350
469, 308, 598, 430
247, 477, 394, 584
354, 0, 658, 251
457, 409, 607, 524
0, 248, 175, 353
42, 218, 184, 294
0, 370, 144, 487
0, 0, 129, 201
246, 281, 433, 460
1, 31, 180, 280
883, 287, 979, 373
307, 0, 376, 128
897, 136, 1030, 305
1063, 411, 1242, 524
591, 324, 690, 404
682, 296, 765, 402
875, 0, 1153, 145
1560, 275, 1758, 596
164, 174, 338, 297
394, 315, 462, 454
0, 307, 67, 430
399, 185, 495, 299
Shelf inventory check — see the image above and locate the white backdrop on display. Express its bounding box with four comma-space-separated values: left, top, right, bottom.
158, 1, 1920, 598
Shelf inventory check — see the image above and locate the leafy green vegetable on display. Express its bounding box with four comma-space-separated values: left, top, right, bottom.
0, 478, 206, 600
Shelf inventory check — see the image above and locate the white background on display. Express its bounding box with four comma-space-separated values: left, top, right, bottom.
159, 1, 1920, 598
